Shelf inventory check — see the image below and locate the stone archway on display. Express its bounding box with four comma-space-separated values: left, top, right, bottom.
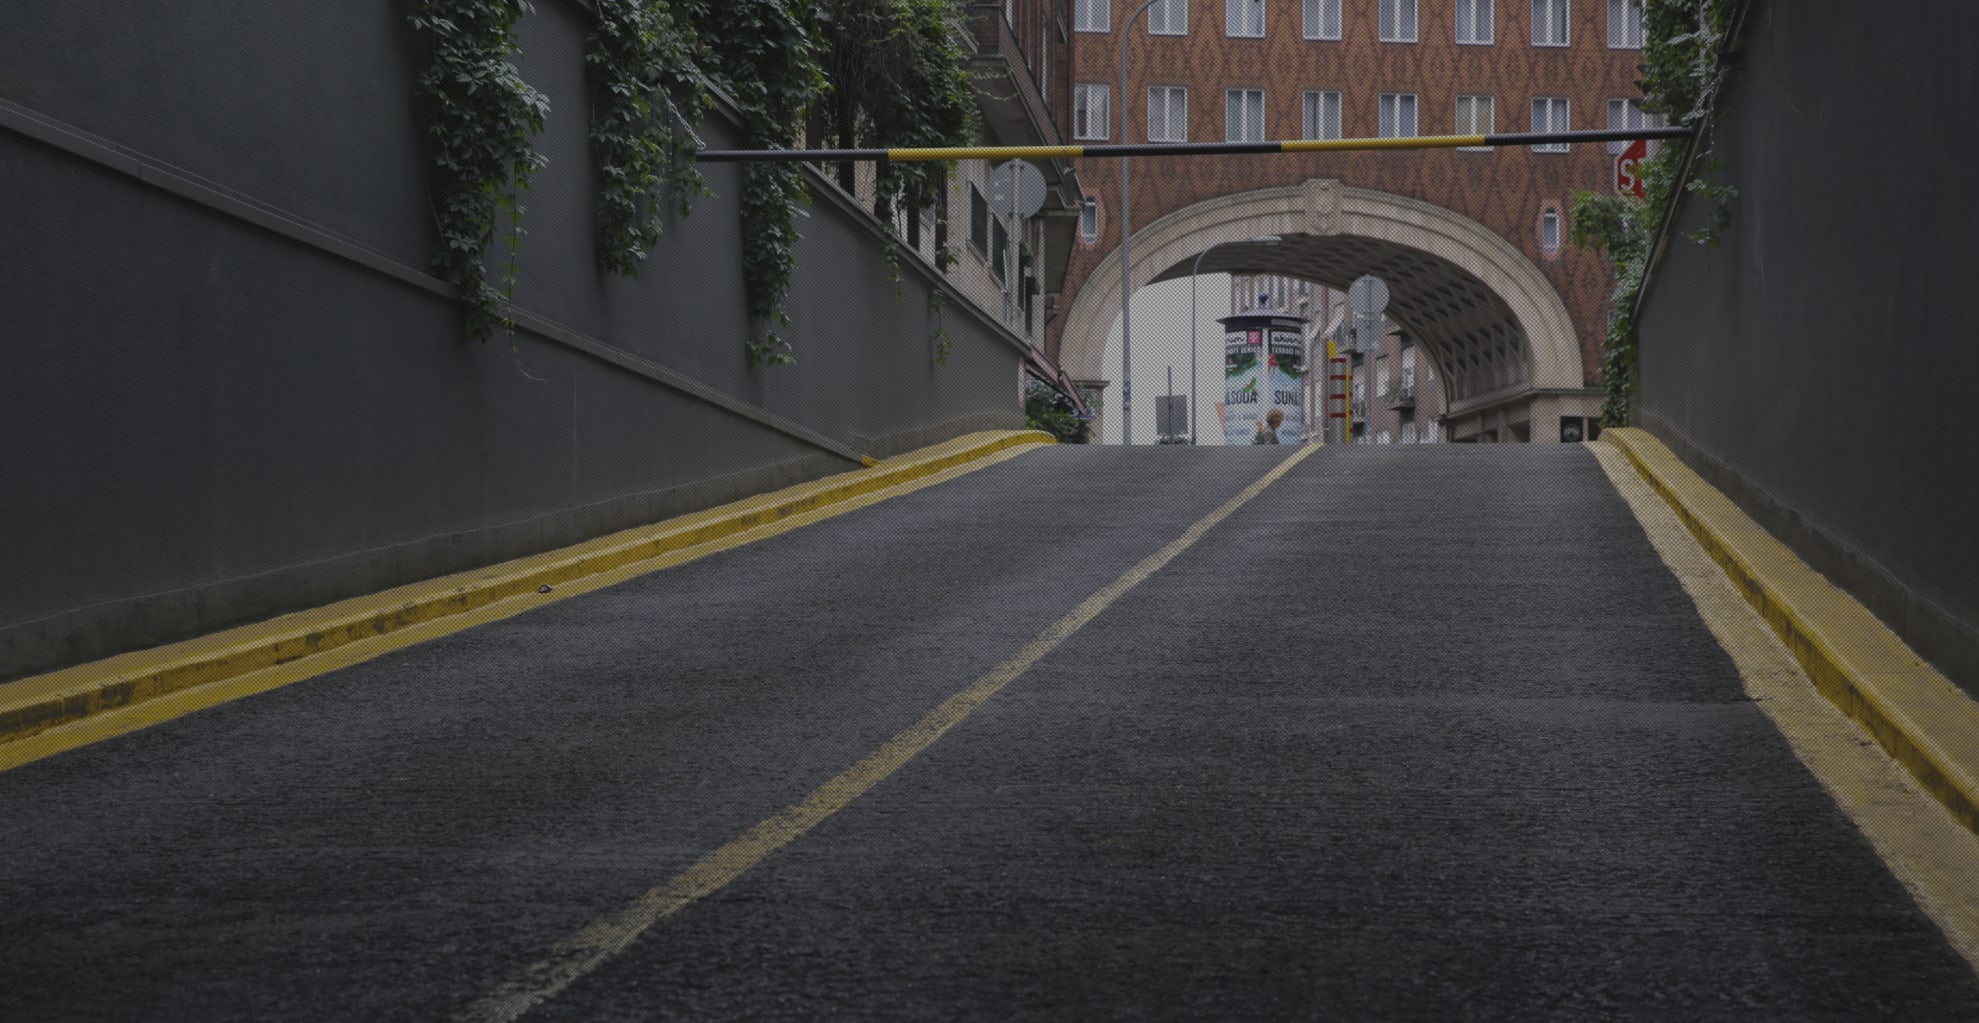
1058, 181, 1596, 442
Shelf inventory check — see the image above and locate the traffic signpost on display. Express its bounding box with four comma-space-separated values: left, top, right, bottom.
1616, 137, 1648, 198
986, 161, 1047, 324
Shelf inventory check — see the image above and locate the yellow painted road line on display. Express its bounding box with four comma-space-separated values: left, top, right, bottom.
453, 444, 1322, 1023
0, 432, 1053, 773
1594, 442, 1979, 976
1601, 429, 1979, 836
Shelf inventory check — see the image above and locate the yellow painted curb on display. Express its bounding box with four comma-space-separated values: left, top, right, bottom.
1604, 427, 1979, 835
0, 430, 1054, 755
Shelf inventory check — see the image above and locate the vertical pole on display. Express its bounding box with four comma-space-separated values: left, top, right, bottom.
1004, 183, 1018, 326
1336, 355, 1347, 444
999, 204, 1009, 323
1166, 364, 1174, 442
1119, 0, 1163, 446
1261, 318, 1273, 442
1189, 246, 1203, 447
1344, 347, 1353, 445
1327, 342, 1344, 445
1303, 329, 1314, 443
1118, 24, 1134, 444
1033, 215, 1044, 344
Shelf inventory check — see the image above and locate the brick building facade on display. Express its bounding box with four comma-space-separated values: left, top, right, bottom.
1056, 0, 1655, 441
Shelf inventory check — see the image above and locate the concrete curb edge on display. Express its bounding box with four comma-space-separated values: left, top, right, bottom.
0, 430, 1056, 751
1604, 427, 1979, 836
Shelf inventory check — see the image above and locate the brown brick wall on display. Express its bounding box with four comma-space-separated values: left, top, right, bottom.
1057, 0, 1644, 386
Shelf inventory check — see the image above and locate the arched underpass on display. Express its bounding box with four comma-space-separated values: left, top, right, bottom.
1060, 181, 1601, 443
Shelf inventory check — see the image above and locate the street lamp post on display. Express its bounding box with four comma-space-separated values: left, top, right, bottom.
1189, 236, 1280, 445
1118, 0, 1165, 445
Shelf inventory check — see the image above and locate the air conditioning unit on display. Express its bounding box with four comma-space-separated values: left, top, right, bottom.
1559, 416, 1586, 443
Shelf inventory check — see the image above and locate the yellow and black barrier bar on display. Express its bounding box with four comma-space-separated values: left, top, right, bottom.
696, 125, 1693, 163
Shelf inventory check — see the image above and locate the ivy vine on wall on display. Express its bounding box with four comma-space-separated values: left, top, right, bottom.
414, 0, 977, 366
682, 0, 827, 366
586, 0, 710, 278
409, 0, 551, 343
1570, 0, 1743, 425
815, 0, 976, 248
815, 0, 978, 362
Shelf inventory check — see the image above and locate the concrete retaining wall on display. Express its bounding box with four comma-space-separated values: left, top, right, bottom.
1633, 0, 1979, 695
0, 2, 1025, 681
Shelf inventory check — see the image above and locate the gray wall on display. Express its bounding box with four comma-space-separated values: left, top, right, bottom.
1634, 0, 1979, 695
0, 2, 1025, 681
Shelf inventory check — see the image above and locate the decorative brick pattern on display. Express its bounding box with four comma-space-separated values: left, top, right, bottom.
1058, 0, 1644, 387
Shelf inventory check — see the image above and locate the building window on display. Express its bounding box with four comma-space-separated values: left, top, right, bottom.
1148, 86, 1188, 141
1080, 198, 1100, 244
1227, 0, 1266, 37
1073, 84, 1110, 140
1532, 0, 1568, 45
1379, 0, 1417, 41
1606, 96, 1663, 152
1608, 0, 1644, 47
970, 185, 989, 256
1303, 0, 1342, 39
1456, 0, 1493, 44
1454, 94, 1494, 149
1074, 0, 1109, 33
1039, 34, 1049, 105
1530, 96, 1569, 151
1379, 92, 1418, 138
1148, 0, 1187, 35
1540, 208, 1562, 254
991, 218, 1009, 281
1302, 90, 1343, 140
1226, 89, 1266, 141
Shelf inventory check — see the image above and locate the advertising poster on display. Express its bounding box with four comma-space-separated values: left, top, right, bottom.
1224, 327, 1266, 446
1225, 319, 1306, 445
1267, 328, 1305, 443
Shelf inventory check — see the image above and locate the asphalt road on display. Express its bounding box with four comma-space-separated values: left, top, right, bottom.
4, 445, 1977, 1020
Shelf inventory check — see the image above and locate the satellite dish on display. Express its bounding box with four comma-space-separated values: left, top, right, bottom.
986, 160, 1047, 219
1347, 274, 1389, 316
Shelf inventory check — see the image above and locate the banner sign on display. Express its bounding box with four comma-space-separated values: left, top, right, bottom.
1222, 313, 1307, 445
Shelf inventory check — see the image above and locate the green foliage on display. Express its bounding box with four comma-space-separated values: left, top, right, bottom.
816, 0, 975, 223
686, 0, 827, 366
409, 0, 551, 342
586, 0, 711, 278
1572, 0, 1743, 426
1025, 379, 1089, 444
414, 0, 976, 365
1684, 162, 1740, 248
1568, 191, 1638, 263
815, 0, 978, 346
1638, 0, 1740, 128
928, 289, 953, 365
1568, 186, 1648, 425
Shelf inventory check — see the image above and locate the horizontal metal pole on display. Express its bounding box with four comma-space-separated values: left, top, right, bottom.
696, 126, 1694, 163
